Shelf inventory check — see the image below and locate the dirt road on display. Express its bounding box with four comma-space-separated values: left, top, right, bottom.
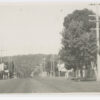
0, 77, 100, 93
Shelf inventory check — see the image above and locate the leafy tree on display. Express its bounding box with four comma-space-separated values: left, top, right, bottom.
59, 9, 97, 78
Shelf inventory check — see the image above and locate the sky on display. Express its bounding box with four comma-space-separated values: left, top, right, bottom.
0, 1, 97, 56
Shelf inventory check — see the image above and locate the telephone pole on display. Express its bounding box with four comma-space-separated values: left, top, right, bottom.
0, 49, 5, 63
50, 55, 53, 77
52, 55, 55, 77
50, 55, 55, 77
43, 57, 46, 72
58, 55, 61, 77
89, 3, 100, 81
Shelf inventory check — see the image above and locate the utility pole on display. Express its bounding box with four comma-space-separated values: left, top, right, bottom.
0, 49, 5, 63
43, 57, 46, 72
89, 3, 100, 81
50, 55, 53, 77
50, 55, 55, 77
52, 55, 55, 77
39, 64, 43, 75
58, 55, 61, 77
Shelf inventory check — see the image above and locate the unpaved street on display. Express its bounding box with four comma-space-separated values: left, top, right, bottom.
0, 77, 100, 93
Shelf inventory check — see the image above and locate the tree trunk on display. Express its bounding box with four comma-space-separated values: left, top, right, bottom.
91, 61, 97, 79
80, 68, 83, 79
75, 67, 79, 78
59, 71, 60, 77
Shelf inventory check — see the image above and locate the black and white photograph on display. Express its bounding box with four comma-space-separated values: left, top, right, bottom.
0, 0, 100, 94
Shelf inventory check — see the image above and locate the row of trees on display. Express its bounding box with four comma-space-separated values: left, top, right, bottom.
59, 9, 97, 79
7, 54, 59, 78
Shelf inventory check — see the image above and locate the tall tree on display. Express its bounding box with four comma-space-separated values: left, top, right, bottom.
59, 9, 97, 78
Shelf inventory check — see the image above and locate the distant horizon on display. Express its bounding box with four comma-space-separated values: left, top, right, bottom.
2, 53, 58, 57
